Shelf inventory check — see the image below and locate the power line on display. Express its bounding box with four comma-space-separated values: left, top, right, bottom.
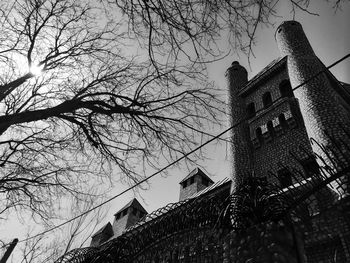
15, 52, 350, 244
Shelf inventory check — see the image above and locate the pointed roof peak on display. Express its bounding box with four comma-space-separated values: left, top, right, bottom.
114, 198, 147, 216
179, 167, 214, 184
91, 222, 113, 238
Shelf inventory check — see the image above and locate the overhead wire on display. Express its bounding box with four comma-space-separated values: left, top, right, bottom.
10, 52, 350, 245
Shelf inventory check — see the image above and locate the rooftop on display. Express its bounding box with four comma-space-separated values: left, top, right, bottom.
124, 177, 231, 233
114, 198, 147, 216
179, 167, 214, 184
240, 56, 287, 95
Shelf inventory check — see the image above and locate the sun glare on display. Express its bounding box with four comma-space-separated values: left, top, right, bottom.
29, 63, 44, 76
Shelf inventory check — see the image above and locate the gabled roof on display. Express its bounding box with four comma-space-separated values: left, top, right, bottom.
240, 56, 287, 95
189, 177, 231, 199
114, 198, 147, 216
179, 167, 214, 184
125, 177, 231, 233
91, 222, 113, 238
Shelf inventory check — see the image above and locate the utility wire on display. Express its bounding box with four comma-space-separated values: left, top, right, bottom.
15, 52, 350, 244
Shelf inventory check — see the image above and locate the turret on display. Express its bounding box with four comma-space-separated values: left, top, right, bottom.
275, 21, 350, 195
90, 222, 113, 247
226, 61, 253, 191
179, 168, 214, 201
112, 198, 147, 237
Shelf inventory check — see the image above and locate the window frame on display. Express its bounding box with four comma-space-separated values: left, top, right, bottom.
277, 168, 293, 188
262, 92, 273, 109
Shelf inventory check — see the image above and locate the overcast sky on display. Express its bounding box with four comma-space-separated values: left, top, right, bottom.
1, 1, 349, 255
121, 0, 350, 216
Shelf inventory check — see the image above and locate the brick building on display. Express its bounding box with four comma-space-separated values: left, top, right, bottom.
58, 21, 350, 263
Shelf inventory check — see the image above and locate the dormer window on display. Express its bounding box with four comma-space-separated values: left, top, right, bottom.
256, 127, 263, 143
190, 177, 194, 185
267, 120, 274, 138
179, 168, 214, 201
277, 168, 293, 188
278, 113, 288, 130
279, 80, 294, 98
263, 92, 273, 109
301, 158, 319, 177
246, 102, 256, 118
202, 178, 209, 187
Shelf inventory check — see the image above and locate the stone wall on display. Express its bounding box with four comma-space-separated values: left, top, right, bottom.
131, 198, 350, 262
241, 66, 314, 183
276, 21, 350, 194
226, 61, 253, 190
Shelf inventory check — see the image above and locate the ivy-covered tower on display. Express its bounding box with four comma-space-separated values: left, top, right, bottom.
226, 61, 253, 191
275, 21, 350, 194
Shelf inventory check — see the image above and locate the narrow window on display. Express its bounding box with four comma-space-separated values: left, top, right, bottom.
183, 181, 187, 188
202, 178, 208, 187
267, 120, 275, 138
279, 80, 294, 98
277, 168, 293, 188
190, 177, 194, 185
132, 208, 137, 216
278, 113, 288, 130
246, 102, 256, 118
301, 158, 319, 177
263, 92, 273, 108
122, 209, 128, 216
256, 127, 263, 143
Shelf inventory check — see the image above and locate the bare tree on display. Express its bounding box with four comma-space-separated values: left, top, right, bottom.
0, 0, 347, 236
113, 0, 349, 61
0, 0, 226, 223
14, 194, 106, 263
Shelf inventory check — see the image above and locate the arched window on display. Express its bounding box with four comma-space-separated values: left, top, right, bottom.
301, 158, 319, 177
262, 92, 272, 108
246, 102, 256, 118
278, 113, 288, 130
277, 168, 293, 188
279, 79, 294, 98
267, 121, 274, 137
256, 127, 263, 143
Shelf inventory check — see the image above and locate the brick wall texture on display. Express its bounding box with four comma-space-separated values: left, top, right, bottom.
227, 21, 350, 193
131, 197, 350, 263
84, 21, 350, 263
131, 21, 350, 263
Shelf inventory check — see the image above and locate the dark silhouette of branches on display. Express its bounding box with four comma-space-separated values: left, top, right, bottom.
0, 0, 227, 224
0, 0, 347, 253
15, 195, 106, 263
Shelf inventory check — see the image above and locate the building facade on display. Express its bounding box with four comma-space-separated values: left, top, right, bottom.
58, 21, 350, 263
228, 21, 350, 193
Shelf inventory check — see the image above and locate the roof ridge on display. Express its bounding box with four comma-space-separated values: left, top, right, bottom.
114, 198, 147, 216
179, 167, 214, 184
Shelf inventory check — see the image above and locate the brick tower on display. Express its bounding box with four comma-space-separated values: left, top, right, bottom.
226, 61, 253, 191
275, 21, 350, 194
